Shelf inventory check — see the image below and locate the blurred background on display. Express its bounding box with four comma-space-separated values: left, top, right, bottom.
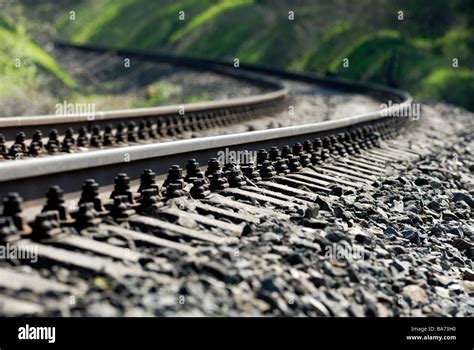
1, 0, 473, 116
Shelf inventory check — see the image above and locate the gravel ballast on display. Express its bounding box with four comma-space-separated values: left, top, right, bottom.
0, 102, 472, 317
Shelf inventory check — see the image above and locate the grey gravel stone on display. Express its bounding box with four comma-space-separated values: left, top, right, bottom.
452, 192, 474, 208
384, 227, 400, 236
3, 101, 473, 317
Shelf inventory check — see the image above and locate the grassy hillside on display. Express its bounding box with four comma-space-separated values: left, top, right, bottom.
0, 23, 76, 89
7, 0, 474, 112
52, 0, 474, 110
0, 11, 78, 116
0, 3, 219, 116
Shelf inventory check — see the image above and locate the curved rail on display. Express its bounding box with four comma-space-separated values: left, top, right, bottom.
0, 43, 414, 201
0, 62, 288, 142
0, 89, 287, 128
0, 107, 410, 183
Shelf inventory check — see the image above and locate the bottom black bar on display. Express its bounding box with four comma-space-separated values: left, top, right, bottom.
0, 317, 472, 348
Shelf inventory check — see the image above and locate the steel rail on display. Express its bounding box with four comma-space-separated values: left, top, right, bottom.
0, 106, 413, 183
0, 43, 413, 201
0, 89, 287, 128
0, 63, 288, 141
0, 110, 411, 201
56, 42, 411, 104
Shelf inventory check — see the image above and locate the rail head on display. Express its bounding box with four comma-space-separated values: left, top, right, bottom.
0, 42, 414, 199
0, 99, 412, 184
0, 88, 288, 127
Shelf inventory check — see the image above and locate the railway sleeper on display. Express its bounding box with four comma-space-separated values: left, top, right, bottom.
171, 197, 260, 225
13, 239, 147, 278
130, 215, 238, 246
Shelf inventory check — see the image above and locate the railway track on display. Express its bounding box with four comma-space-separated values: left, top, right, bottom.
0, 67, 287, 159
0, 42, 403, 160
0, 44, 434, 316
0, 44, 411, 199
0, 126, 427, 314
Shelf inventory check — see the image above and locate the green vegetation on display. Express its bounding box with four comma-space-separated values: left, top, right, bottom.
3, 0, 474, 113
136, 81, 182, 107
169, 0, 254, 43
0, 14, 77, 93
0, 4, 213, 116
418, 69, 474, 111
57, 0, 214, 49
0, 26, 77, 89
0, 12, 78, 115
50, 0, 474, 110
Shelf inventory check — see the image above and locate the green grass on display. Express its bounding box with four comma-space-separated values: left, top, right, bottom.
170, 0, 253, 43
180, 5, 263, 59
435, 25, 474, 63
292, 21, 358, 72
0, 17, 77, 97
324, 30, 409, 85
7, 0, 474, 112
57, 0, 214, 48
136, 81, 182, 107
70, 0, 136, 44
418, 68, 474, 110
